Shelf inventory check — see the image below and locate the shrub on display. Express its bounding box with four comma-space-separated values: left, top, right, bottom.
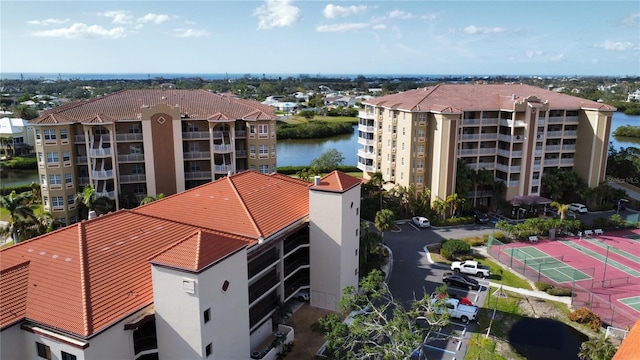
463, 236, 486, 247
546, 287, 572, 297
535, 282, 554, 291
569, 307, 603, 331
440, 247, 453, 260
442, 239, 471, 255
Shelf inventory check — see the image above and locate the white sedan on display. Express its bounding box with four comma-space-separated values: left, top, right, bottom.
568, 203, 588, 213
412, 216, 431, 228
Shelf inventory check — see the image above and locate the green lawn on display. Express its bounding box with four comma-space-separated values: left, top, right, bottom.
279, 115, 357, 124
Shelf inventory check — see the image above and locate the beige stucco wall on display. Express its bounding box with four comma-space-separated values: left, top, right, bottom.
428, 113, 459, 203
574, 110, 613, 187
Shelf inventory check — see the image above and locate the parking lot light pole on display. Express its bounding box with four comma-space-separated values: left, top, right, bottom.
602, 245, 610, 287
616, 199, 629, 216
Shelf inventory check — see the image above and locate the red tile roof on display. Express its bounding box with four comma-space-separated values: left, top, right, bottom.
364, 84, 617, 113
135, 171, 311, 240
310, 170, 362, 193
149, 230, 248, 272
30, 89, 278, 124
613, 319, 640, 360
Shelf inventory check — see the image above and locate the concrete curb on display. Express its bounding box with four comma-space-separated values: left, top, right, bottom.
381, 245, 393, 282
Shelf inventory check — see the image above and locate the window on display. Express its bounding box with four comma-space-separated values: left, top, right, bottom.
49, 174, 62, 185
259, 165, 269, 174
249, 125, 256, 134
132, 164, 144, 174
61, 351, 76, 360
46, 152, 59, 163
41, 174, 46, 185
203, 308, 211, 323
94, 127, 107, 135
271, 144, 276, 154
190, 162, 201, 171
68, 194, 75, 205
189, 142, 200, 152
65, 173, 72, 184
52, 196, 64, 207
258, 124, 268, 136
44, 129, 56, 140
188, 123, 198, 132
57, 218, 68, 228
38, 152, 43, 163
35, 129, 41, 140
205, 343, 212, 357
259, 145, 268, 156
62, 151, 70, 162
43, 196, 49, 207
250, 165, 256, 170
128, 124, 141, 133
36, 342, 51, 359
133, 184, 145, 194
69, 216, 77, 224
60, 129, 68, 140
249, 145, 256, 155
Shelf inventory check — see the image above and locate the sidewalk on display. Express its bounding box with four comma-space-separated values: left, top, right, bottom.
424, 244, 572, 305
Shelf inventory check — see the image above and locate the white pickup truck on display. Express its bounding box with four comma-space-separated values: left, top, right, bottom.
430, 297, 479, 323
450, 260, 491, 278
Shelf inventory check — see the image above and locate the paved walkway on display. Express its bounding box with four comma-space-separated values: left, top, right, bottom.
609, 180, 640, 201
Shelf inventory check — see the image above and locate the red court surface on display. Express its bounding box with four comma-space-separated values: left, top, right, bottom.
495, 229, 640, 329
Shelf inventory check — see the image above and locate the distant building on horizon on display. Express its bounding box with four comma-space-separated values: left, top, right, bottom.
28, 89, 279, 226
357, 83, 616, 207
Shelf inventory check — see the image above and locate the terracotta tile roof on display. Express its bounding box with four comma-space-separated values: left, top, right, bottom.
0, 210, 252, 337
310, 171, 362, 193
135, 171, 310, 240
149, 230, 247, 272
30, 89, 278, 124
364, 84, 617, 113
613, 319, 640, 360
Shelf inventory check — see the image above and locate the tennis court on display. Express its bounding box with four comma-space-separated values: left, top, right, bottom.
502, 246, 591, 283
618, 296, 640, 312
559, 240, 640, 277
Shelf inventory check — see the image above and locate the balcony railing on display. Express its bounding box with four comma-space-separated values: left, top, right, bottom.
480, 133, 498, 140
357, 137, 375, 146
565, 116, 579, 123
118, 154, 144, 162
236, 149, 247, 157
92, 170, 114, 179
562, 145, 576, 151
545, 145, 561, 152
116, 133, 143, 141
357, 162, 375, 172
561, 158, 574, 164
546, 131, 563, 138
461, 119, 480, 125
120, 174, 146, 183
74, 135, 86, 142
89, 148, 112, 157
235, 130, 246, 138
357, 149, 376, 160
184, 171, 212, 179
182, 131, 209, 139
548, 116, 564, 123
507, 180, 520, 187
458, 148, 479, 156
76, 156, 88, 164
213, 165, 233, 174
564, 130, 577, 137
358, 123, 375, 132
95, 190, 115, 199
460, 133, 480, 141
482, 118, 499, 125
358, 111, 376, 120
183, 151, 211, 160
212, 144, 233, 153
544, 158, 560, 165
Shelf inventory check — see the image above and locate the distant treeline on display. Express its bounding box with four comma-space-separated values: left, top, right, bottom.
277, 121, 354, 139
613, 125, 640, 138
609, 101, 640, 115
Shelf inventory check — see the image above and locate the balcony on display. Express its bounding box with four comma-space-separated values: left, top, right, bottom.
76, 156, 88, 164
235, 130, 246, 138
185, 171, 212, 179
357, 149, 376, 160
480, 133, 498, 140
213, 165, 234, 174
482, 118, 499, 125
212, 144, 233, 153
357, 162, 375, 172
535, 147, 543, 156
564, 130, 577, 137
182, 131, 209, 139
548, 116, 564, 123
458, 148, 479, 156
546, 131, 563, 138
89, 148, 112, 157
545, 145, 561, 152
544, 158, 560, 166
358, 123, 375, 132
561, 158, 574, 164
120, 174, 146, 183
183, 151, 210, 160
562, 144, 576, 151
565, 116, 579, 123
92, 169, 114, 179
358, 111, 376, 120
357, 137, 375, 146
116, 133, 143, 141
479, 147, 497, 154
236, 149, 247, 157
95, 190, 116, 199
500, 119, 526, 127
498, 134, 523, 142
461, 119, 481, 126
538, 119, 545, 126
507, 180, 520, 187
460, 133, 480, 141
74, 135, 86, 143
118, 153, 144, 162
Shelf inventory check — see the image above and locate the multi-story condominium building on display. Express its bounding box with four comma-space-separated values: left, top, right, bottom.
357, 84, 616, 206
0, 170, 362, 360
29, 89, 279, 226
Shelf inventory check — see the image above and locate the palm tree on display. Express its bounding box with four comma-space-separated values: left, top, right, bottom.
578, 335, 617, 360
432, 198, 447, 221
140, 193, 165, 206
445, 193, 466, 218
374, 209, 395, 256
0, 190, 36, 243
473, 169, 495, 208
75, 185, 115, 219
550, 201, 569, 221
369, 172, 385, 211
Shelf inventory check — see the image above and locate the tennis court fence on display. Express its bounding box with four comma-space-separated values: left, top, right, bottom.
486, 236, 638, 329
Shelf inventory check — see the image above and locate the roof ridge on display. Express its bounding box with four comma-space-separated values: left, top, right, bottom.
77, 222, 93, 336
227, 175, 263, 238
194, 231, 203, 270
147, 228, 201, 262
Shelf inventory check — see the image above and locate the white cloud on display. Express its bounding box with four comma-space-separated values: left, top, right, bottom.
322, 4, 367, 19
619, 13, 640, 27
32, 23, 126, 39
549, 53, 565, 61
526, 50, 544, 59
100, 10, 132, 24
388, 10, 413, 20
254, 0, 301, 30
138, 13, 170, 25
463, 25, 505, 34
595, 40, 636, 51
372, 24, 387, 30
27, 18, 70, 26
316, 23, 368, 32
174, 28, 210, 38
420, 13, 438, 21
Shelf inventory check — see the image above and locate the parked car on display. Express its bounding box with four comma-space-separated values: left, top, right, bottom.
442, 272, 481, 291
412, 216, 431, 228
428, 297, 479, 323
450, 260, 491, 278
294, 289, 309, 301
434, 292, 473, 306
568, 203, 588, 213
546, 207, 577, 219
473, 210, 489, 224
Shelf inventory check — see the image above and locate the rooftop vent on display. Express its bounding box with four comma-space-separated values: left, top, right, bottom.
88, 211, 97, 220
314, 176, 321, 186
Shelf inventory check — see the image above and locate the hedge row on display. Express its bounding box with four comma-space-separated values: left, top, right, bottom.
276, 165, 360, 175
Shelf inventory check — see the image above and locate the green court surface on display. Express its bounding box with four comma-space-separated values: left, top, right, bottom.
583, 238, 640, 264
560, 241, 640, 277
619, 296, 640, 312
624, 234, 640, 241
503, 246, 591, 283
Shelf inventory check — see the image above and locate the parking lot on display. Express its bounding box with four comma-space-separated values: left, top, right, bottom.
382, 221, 492, 359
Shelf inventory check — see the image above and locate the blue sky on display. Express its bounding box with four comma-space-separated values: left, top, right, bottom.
1, 0, 638, 76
